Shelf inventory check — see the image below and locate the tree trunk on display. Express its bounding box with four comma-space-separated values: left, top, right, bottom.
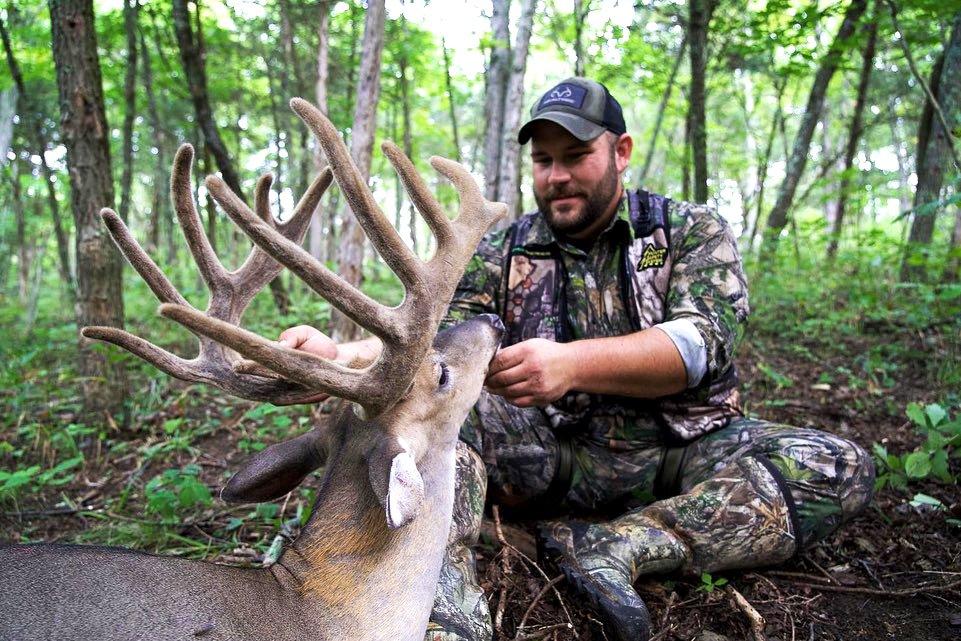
441, 36, 462, 162
496, 0, 538, 218
309, 0, 330, 262
573, 0, 590, 76
828, 11, 878, 260
761, 0, 867, 257
118, 0, 138, 225
9, 160, 29, 304
945, 205, 961, 281
331, 0, 387, 342
399, 39, 417, 256
688, 0, 710, 203
1, 14, 74, 297
682, 101, 692, 201
901, 11, 961, 281
639, 35, 687, 185
138, 24, 168, 255
483, 0, 510, 201
50, 0, 127, 419
746, 80, 785, 251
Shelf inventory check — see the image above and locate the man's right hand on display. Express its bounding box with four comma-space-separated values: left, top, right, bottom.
278, 325, 339, 360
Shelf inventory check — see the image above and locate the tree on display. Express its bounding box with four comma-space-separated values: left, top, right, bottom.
330, 0, 387, 342
50, 0, 127, 418
118, 0, 139, 225
483, 0, 511, 201
761, 0, 867, 257
496, 0, 537, 217
309, 0, 331, 262
827, 7, 878, 260
900, 9, 961, 281
688, 0, 712, 203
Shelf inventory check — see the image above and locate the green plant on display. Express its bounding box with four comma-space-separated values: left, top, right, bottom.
873, 403, 961, 490
697, 572, 728, 593
143, 464, 213, 523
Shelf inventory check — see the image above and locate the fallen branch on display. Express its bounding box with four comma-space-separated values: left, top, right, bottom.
515, 574, 565, 636
727, 585, 767, 641
779, 577, 961, 597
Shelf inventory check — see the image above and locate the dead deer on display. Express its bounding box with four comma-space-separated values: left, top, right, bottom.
0, 98, 506, 641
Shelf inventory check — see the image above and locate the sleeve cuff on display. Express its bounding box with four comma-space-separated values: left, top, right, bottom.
655, 319, 707, 388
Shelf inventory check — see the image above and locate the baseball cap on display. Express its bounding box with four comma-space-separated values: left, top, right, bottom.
517, 77, 626, 144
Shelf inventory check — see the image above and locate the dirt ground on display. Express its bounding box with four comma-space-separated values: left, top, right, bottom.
2, 325, 959, 640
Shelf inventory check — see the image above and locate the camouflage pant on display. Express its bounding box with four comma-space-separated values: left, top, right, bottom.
427, 391, 875, 639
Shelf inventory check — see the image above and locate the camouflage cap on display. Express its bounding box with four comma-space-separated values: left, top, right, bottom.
518, 77, 626, 144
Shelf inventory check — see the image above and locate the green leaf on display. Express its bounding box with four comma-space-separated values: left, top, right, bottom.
925, 404, 947, 428
909, 493, 944, 509
904, 451, 932, 479
255, 503, 279, 522
905, 403, 926, 428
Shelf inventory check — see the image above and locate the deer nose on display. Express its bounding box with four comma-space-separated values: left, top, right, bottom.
477, 313, 505, 341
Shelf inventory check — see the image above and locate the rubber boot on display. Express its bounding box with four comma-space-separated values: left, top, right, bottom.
539, 456, 798, 641
425, 442, 492, 641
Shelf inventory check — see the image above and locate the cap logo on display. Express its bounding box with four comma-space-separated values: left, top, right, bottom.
538, 83, 587, 110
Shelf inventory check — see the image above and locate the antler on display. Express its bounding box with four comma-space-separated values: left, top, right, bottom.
84, 99, 506, 416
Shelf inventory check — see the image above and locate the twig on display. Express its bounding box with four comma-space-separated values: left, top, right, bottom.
727, 585, 767, 641
803, 556, 840, 585
648, 591, 678, 641
515, 574, 565, 636
513, 622, 575, 641
779, 578, 961, 597
491, 506, 579, 639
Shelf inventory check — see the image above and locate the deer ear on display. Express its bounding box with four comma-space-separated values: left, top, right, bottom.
221, 429, 327, 503
368, 435, 425, 529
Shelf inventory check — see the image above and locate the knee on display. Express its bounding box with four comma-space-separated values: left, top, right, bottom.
835, 437, 875, 520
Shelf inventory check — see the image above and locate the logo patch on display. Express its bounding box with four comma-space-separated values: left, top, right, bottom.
538, 83, 587, 110
637, 244, 668, 270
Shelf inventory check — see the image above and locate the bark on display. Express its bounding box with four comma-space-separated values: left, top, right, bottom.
747, 80, 785, 251
309, 0, 330, 261
118, 0, 138, 224
9, 160, 29, 303
441, 37, 462, 162
50, 0, 128, 418
496, 0, 538, 217
682, 101, 692, 201
331, 0, 387, 342
398, 38, 417, 255
945, 206, 961, 281
761, 0, 867, 257
573, 0, 591, 76
0, 14, 74, 296
828, 12, 878, 260
901, 11, 961, 281
483, 0, 510, 200
688, 0, 710, 203
138, 24, 168, 255
639, 35, 687, 185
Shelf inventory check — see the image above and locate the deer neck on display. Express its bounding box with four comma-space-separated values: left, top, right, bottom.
280, 425, 456, 640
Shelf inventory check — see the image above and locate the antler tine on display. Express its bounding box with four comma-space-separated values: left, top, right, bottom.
159, 304, 376, 405
289, 98, 424, 291
254, 173, 277, 225
98, 208, 189, 307
205, 175, 400, 342
380, 141, 454, 248
171, 144, 229, 289
81, 326, 202, 381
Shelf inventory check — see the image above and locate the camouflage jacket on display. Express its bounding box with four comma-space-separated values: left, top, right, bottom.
446, 189, 749, 442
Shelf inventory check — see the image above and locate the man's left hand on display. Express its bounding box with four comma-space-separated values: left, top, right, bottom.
485, 338, 575, 407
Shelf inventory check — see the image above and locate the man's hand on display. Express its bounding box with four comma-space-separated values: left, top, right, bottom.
485, 338, 575, 408
278, 325, 338, 360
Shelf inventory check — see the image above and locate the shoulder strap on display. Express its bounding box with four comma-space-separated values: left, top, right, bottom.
629, 189, 672, 244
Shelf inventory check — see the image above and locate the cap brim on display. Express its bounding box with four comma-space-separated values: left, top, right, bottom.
517, 113, 607, 144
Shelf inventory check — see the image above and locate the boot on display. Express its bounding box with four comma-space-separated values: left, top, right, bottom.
426, 442, 492, 641
539, 456, 797, 641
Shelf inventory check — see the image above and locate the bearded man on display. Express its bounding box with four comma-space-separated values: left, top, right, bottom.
280, 78, 874, 641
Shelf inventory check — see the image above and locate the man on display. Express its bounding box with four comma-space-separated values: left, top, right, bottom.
281, 78, 874, 641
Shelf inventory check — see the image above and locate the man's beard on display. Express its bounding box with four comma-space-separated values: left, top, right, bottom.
534, 152, 620, 239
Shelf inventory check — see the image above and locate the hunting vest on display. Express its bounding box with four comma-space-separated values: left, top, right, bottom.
501, 189, 742, 442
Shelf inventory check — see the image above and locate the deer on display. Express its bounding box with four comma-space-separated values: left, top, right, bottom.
0, 98, 507, 641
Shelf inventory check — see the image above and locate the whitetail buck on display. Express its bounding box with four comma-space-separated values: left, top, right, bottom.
0, 98, 506, 641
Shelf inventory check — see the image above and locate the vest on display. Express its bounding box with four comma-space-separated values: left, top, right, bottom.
501, 189, 742, 442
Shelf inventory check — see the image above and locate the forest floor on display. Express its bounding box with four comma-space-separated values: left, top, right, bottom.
2, 276, 959, 640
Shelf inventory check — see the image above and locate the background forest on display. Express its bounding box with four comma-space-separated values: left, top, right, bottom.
2, 0, 960, 639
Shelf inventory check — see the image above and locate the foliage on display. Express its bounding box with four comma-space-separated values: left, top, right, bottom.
144, 464, 213, 523
873, 403, 961, 490
697, 572, 728, 593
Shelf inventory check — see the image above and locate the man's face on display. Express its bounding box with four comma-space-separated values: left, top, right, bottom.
529, 121, 630, 240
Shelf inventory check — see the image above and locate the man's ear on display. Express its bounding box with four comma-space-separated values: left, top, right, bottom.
220, 429, 327, 503
615, 133, 633, 173
367, 434, 425, 530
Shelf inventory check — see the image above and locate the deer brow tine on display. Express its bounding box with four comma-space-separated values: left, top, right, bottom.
81, 326, 201, 383
380, 142, 453, 247
290, 98, 422, 289
99, 209, 188, 306
253, 173, 277, 225
284, 167, 333, 238
170, 144, 229, 288
205, 176, 400, 342
158, 304, 370, 404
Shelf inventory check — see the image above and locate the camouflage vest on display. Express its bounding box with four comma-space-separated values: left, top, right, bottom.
501, 189, 741, 442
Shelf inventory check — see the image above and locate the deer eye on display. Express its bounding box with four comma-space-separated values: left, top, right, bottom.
438, 363, 449, 388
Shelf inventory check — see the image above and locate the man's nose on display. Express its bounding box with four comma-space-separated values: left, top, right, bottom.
548, 162, 571, 184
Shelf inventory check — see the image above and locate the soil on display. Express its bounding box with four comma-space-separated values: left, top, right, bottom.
2, 324, 959, 641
